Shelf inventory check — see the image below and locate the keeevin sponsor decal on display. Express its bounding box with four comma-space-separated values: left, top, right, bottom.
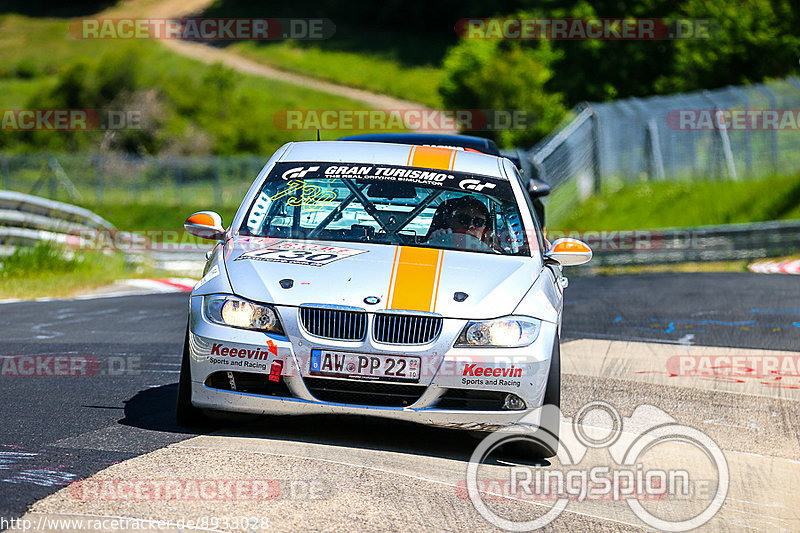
461, 363, 523, 388
207, 341, 277, 371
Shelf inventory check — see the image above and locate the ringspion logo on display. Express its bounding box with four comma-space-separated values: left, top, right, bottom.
466, 402, 728, 531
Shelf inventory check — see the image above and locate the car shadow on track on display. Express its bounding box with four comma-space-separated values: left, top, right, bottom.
118, 383, 212, 437
119, 384, 548, 466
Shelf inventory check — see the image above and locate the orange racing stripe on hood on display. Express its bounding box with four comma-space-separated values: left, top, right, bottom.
386, 246, 444, 312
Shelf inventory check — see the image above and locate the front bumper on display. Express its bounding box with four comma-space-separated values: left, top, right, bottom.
187, 296, 556, 431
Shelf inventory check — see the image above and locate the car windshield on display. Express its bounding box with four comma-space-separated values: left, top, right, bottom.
239, 162, 531, 256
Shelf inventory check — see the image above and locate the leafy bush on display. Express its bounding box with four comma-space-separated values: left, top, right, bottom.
440, 38, 567, 146
655, 0, 800, 93
12, 47, 270, 155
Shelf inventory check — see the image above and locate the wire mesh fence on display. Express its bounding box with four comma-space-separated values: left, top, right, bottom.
528, 76, 800, 199
0, 153, 267, 206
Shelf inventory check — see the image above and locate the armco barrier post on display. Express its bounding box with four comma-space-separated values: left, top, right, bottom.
757, 84, 779, 174
728, 86, 753, 177
701, 90, 737, 181
93, 155, 104, 204
588, 105, 602, 195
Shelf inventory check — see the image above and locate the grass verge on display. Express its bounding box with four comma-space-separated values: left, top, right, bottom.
83, 203, 240, 235
0, 242, 159, 300
549, 174, 800, 230
574, 260, 751, 277
228, 41, 444, 108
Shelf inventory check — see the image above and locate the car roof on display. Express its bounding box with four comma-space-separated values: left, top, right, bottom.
337, 133, 502, 156
278, 140, 509, 179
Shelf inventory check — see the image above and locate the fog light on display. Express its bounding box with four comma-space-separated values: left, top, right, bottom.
503, 393, 526, 410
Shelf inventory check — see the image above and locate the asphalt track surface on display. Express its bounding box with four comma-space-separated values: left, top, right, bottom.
564, 272, 799, 351
0, 272, 798, 531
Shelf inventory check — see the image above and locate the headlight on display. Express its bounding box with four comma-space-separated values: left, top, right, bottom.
455, 316, 541, 347
204, 295, 284, 334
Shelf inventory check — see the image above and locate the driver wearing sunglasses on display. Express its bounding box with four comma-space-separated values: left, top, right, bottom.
427, 196, 492, 248
449, 205, 487, 241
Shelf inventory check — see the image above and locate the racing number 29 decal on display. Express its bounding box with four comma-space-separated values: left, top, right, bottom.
236, 241, 367, 267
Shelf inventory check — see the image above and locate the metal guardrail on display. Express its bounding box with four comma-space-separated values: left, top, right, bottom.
0, 191, 113, 229
0, 191, 211, 274
0, 153, 264, 206
0, 191, 115, 253
583, 220, 800, 266
147, 244, 211, 274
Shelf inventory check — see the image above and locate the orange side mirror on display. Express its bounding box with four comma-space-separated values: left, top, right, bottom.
545, 238, 592, 266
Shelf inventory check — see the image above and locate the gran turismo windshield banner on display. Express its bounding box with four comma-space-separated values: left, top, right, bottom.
271, 162, 516, 202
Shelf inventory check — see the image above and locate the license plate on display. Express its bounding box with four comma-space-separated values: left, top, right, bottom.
309, 350, 420, 382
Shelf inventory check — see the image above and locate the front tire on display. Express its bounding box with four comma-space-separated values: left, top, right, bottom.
508, 336, 561, 459
176, 325, 209, 426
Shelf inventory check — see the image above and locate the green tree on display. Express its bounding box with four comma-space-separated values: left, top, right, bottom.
655, 0, 800, 92
539, 0, 678, 102
439, 38, 567, 147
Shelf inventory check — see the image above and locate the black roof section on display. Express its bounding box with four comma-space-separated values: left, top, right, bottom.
337, 133, 501, 156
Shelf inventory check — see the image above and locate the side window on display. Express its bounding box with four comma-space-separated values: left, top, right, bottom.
245, 189, 276, 235
509, 168, 545, 254
486, 203, 521, 254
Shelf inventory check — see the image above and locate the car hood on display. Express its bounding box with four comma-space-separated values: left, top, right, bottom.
225, 237, 538, 319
